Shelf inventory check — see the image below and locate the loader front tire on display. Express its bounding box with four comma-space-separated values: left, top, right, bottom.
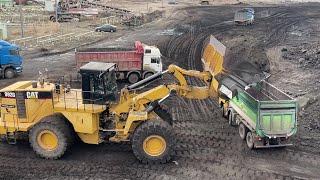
29, 116, 72, 159
131, 120, 174, 164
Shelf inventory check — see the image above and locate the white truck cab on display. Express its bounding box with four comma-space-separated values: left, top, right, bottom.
142, 44, 162, 77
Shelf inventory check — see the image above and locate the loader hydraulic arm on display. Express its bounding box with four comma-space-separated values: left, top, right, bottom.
167, 64, 212, 87
166, 64, 213, 99
110, 64, 219, 141
113, 64, 215, 117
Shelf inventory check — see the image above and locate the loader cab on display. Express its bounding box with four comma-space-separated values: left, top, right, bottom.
79, 62, 117, 105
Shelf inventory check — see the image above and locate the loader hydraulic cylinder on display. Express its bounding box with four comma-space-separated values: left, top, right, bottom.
128, 70, 168, 90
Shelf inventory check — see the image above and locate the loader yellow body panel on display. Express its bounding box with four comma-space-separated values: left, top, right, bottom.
0, 81, 102, 144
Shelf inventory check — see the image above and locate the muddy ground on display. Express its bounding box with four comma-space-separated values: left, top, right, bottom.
0, 2, 320, 180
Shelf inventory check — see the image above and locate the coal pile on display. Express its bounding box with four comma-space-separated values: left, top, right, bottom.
282, 44, 320, 69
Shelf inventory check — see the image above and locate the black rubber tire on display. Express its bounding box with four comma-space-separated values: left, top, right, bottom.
220, 106, 226, 118
131, 120, 175, 164
246, 131, 254, 149
4, 68, 15, 79
228, 111, 233, 126
144, 72, 154, 79
44, 115, 75, 146
154, 107, 173, 125
228, 111, 237, 126
50, 16, 55, 22
238, 123, 248, 140
128, 73, 140, 84
29, 115, 73, 159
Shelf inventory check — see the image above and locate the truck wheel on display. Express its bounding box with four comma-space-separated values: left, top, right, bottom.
144, 72, 154, 79
220, 104, 226, 118
238, 123, 248, 140
50, 16, 55, 22
4, 68, 15, 79
72, 18, 79, 22
128, 73, 140, 84
131, 120, 174, 164
29, 116, 72, 159
246, 131, 255, 149
228, 111, 235, 126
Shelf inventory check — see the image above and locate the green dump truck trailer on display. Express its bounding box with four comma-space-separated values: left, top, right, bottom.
221, 80, 298, 149
202, 35, 298, 149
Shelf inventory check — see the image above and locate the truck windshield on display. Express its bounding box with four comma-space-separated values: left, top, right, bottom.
10, 50, 19, 56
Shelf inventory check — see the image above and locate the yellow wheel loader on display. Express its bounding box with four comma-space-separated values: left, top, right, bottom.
0, 36, 229, 164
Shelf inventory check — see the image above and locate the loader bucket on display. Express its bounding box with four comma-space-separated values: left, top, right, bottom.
201, 35, 266, 85
201, 35, 226, 76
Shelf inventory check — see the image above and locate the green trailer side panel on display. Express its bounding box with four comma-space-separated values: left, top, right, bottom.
231, 92, 258, 124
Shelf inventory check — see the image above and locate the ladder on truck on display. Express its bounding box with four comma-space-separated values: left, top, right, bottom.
2, 113, 18, 145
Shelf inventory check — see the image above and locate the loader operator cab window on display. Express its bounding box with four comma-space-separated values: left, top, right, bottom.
80, 62, 117, 105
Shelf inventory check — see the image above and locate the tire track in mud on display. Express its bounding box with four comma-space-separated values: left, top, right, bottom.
161, 6, 320, 178
1, 4, 320, 179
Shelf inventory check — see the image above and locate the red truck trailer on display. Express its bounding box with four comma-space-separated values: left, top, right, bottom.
75, 41, 162, 83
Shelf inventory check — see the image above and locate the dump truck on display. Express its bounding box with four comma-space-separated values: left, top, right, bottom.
75, 41, 162, 84
200, 1, 209, 5
0, 36, 297, 164
224, 81, 298, 148
202, 36, 298, 149
234, 8, 255, 25
0, 40, 23, 79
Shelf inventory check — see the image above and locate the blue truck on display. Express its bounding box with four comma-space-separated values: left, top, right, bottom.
0, 40, 23, 79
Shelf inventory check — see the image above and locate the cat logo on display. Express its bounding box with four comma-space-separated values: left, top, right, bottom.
26, 92, 39, 99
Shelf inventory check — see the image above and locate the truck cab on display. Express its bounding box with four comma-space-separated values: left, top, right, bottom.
0, 40, 23, 79
142, 44, 162, 77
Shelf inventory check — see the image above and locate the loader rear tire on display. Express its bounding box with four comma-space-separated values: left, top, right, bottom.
131, 120, 174, 164
41, 115, 75, 146
29, 116, 72, 159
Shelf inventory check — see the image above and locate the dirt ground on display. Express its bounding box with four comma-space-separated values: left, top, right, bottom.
0, 2, 320, 180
